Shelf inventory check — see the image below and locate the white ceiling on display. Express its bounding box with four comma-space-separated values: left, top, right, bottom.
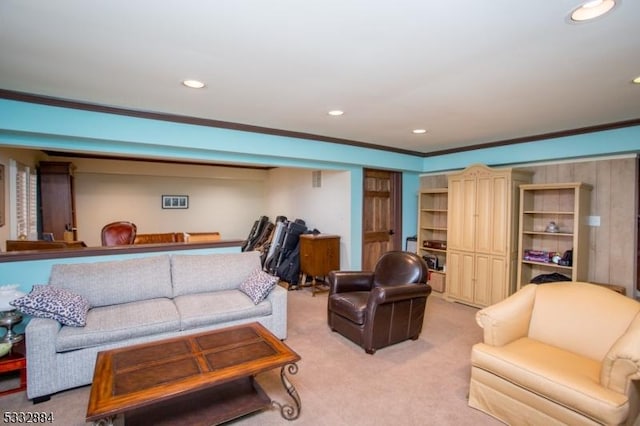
1, 0, 639, 155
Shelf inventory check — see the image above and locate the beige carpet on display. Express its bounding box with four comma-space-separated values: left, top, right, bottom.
0, 290, 501, 425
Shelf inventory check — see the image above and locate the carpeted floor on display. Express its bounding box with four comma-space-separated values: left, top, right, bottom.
0, 289, 502, 425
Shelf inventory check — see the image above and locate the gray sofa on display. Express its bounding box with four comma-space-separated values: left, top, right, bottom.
25, 251, 287, 401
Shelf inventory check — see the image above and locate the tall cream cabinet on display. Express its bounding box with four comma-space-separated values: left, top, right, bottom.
516, 183, 592, 289
445, 164, 531, 307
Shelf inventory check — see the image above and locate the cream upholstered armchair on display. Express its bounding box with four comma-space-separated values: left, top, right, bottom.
469, 282, 640, 426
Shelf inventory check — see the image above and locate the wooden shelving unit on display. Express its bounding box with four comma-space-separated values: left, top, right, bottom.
417, 188, 447, 292
516, 182, 592, 290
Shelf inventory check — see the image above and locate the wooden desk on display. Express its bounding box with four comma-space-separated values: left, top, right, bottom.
299, 234, 340, 296
0, 340, 27, 397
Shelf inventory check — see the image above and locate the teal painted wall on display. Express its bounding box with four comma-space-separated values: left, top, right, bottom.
423, 126, 640, 172
0, 99, 425, 172
403, 171, 420, 246
0, 99, 428, 268
1, 98, 639, 276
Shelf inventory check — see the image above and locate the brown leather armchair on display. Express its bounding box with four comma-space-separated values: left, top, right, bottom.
101, 221, 137, 246
327, 251, 432, 354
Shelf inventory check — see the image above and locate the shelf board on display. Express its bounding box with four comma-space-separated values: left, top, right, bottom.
420, 226, 447, 231
522, 231, 573, 237
420, 209, 448, 213
421, 188, 448, 194
523, 211, 575, 215
420, 247, 446, 253
521, 260, 572, 270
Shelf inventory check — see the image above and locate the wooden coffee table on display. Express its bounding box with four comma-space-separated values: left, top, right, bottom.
86, 322, 301, 425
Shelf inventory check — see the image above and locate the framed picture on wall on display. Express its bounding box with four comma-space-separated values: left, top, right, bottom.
162, 195, 189, 209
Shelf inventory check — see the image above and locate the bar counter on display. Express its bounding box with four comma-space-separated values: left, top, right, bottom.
0, 240, 244, 263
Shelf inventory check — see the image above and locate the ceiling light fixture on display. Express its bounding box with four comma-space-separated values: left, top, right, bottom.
633, 76, 640, 84
570, 0, 617, 22
182, 79, 206, 89
328, 110, 344, 116
412, 129, 427, 134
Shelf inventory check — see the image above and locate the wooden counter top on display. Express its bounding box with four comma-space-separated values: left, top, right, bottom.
0, 240, 244, 263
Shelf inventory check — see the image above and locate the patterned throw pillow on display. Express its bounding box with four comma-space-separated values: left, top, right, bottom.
10, 284, 90, 327
239, 268, 279, 305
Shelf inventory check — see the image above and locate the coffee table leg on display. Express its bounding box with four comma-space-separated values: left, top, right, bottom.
92, 416, 116, 425
272, 363, 301, 421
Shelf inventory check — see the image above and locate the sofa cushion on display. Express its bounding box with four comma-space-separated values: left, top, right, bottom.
49, 255, 173, 308
239, 268, 279, 304
173, 289, 272, 330
11, 284, 90, 327
170, 251, 261, 297
472, 337, 629, 425
55, 298, 180, 352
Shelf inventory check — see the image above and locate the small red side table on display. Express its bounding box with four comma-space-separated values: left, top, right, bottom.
0, 340, 27, 396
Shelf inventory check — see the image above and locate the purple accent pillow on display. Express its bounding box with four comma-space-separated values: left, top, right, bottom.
10, 285, 90, 327
239, 268, 278, 304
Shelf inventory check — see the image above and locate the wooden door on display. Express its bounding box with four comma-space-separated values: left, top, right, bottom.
362, 169, 402, 271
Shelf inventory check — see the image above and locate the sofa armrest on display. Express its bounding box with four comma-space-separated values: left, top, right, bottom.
476, 284, 537, 346
328, 271, 374, 294
601, 312, 640, 394
25, 317, 62, 399
265, 284, 288, 340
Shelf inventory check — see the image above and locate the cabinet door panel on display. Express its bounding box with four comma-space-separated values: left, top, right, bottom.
476, 175, 510, 256
474, 254, 508, 306
490, 176, 509, 256
446, 250, 474, 303
474, 254, 491, 306
448, 177, 476, 251
446, 251, 461, 298
489, 256, 508, 305
475, 176, 493, 254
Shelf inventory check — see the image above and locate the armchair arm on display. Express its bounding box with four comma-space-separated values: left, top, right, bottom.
601, 311, 640, 394
328, 271, 374, 294
475, 284, 537, 347
368, 283, 431, 307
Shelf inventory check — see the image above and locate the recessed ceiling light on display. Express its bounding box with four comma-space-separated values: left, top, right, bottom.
412, 129, 427, 134
328, 110, 344, 116
570, 0, 617, 22
182, 79, 206, 89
